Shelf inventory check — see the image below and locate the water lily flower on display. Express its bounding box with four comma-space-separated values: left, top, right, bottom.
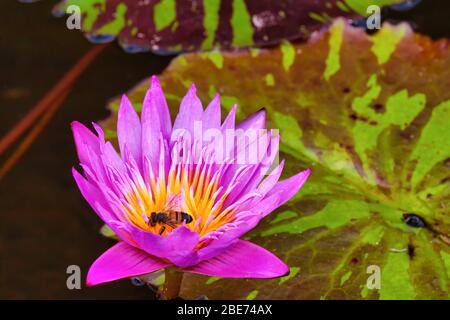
72, 76, 310, 287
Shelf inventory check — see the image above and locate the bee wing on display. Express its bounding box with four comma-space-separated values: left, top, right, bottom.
165, 193, 183, 211
165, 220, 178, 229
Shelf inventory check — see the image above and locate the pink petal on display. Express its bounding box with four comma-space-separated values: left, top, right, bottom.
185, 240, 289, 278
172, 84, 203, 139
129, 225, 200, 267
71, 121, 100, 168
256, 160, 285, 196
221, 104, 237, 131
223, 132, 280, 207
240, 168, 309, 218
101, 141, 126, 173
87, 242, 171, 286
197, 212, 260, 261
72, 168, 112, 222
237, 108, 266, 131
250, 193, 282, 217
141, 76, 172, 174
93, 204, 135, 242
265, 168, 311, 212
117, 95, 142, 165
146, 76, 172, 140
202, 94, 221, 131
73, 169, 131, 241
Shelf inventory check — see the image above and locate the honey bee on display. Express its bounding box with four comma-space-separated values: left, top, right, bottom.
148, 194, 193, 235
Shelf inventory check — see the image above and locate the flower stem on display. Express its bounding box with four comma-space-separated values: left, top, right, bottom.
160, 267, 183, 300
0, 88, 70, 180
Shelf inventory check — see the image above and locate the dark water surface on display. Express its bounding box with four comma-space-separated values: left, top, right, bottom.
0, 0, 448, 299
0, 0, 172, 299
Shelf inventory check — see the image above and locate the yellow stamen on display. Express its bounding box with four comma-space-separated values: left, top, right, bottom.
122, 162, 237, 237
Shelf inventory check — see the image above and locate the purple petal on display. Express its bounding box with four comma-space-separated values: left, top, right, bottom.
264, 169, 311, 213
141, 76, 172, 174
223, 132, 280, 207
117, 95, 142, 165
237, 108, 266, 131
73, 168, 130, 240
172, 84, 203, 139
93, 203, 137, 243
221, 104, 237, 131
184, 240, 289, 278
72, 168, 111, 221
202, 94, 221, 131
240, 168, 309, 218
256, 160, 285, 196
92, 123, 105, 142
87, 242, 171, 286
145, 76, 172, 140
71, 121, 113, 186
129, 225, 200, 267
71, 121, 100, 167
197, 212, 260, 261
101, 141, 126, 173
248, 193, 281, 217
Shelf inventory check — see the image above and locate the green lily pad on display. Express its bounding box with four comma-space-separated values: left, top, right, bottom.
54, 0, 402, 53
103, 19, 450, 299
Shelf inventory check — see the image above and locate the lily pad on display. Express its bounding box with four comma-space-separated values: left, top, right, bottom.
103, 20, 450, 299
54, 0, 402, 53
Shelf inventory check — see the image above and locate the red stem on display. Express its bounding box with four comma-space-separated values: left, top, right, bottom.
0, 89, 71, 180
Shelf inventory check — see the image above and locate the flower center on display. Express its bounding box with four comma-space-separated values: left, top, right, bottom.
120, 146, 237, 238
